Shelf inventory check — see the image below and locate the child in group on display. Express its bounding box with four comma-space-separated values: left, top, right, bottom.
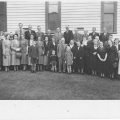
76, 41, 84, 74
50, 50, 57, 72
29, 40, 38, 73
65, 46, 73, 74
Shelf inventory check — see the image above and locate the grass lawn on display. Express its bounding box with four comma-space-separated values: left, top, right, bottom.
0, 70, 120, 100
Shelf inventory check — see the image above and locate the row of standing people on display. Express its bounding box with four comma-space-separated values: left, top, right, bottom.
0, 31, 120, 80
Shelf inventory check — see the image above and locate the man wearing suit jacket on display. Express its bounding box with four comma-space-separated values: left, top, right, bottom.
36, 26, 44, 41
74, 29, 82, 43
54, 28, 63, 44
99, 28, 110, 44
25, 25, 36, 41
89, 27, 99, 40
64, 25, 74, 45
57, 38, 67, 73
15, 23, 25, 40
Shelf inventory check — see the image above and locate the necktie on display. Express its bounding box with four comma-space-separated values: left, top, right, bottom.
20, 29, 22, 39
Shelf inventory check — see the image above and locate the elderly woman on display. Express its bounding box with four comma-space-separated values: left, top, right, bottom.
11, 34, 21, 71
2, 34, 11, 72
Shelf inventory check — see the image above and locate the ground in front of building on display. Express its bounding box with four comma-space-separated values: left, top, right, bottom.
0, 71, 120, 100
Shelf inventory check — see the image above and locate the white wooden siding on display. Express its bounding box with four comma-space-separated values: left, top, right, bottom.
116, 1, 120, 38
61, 2, 101, 34
7, 1, 45, 33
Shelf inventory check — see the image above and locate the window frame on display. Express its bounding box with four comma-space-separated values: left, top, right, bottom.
101, 1, 117, 34
45, 1, 61, 33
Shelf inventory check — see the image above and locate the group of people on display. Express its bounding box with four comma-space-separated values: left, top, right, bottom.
0, 23, 120, 80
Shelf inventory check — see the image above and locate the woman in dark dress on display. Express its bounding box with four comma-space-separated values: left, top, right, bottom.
107, 40, 118, 79
90, 39, 99, 76
97, 41, 107, 78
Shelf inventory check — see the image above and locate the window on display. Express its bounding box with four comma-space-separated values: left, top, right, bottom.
45, 2, 61, 33
101, 1, 117, 33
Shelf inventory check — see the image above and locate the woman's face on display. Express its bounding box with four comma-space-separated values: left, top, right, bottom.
45, 37, 48, 42
70, 40, 74, 45
30, 35, 34, 39
114, 39, 119, 45
94, 39, 98, 45
100, 42, 103, 47
21, 35, 24, 40
52, 38, 55, 42
7, 35, 10, 40
14, 35, 18, 39
108, 40, 112, 46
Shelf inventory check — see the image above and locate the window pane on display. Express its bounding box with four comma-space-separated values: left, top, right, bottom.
48, 3, 59, 33
104, 3, 114, 13
103, 14, 113, 33
49, 4, 58, 13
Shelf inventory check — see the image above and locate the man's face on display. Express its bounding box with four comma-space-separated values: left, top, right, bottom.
74, 29, 78, 33
28, 25, 32, 30
37, 27, 41, 31
92, 27, 96, 32
48, 30, 51, 34
88, 36, 92, 41
19, 24, 23, 29
103, 28, 107, 33
66, 27, 69, 31
57, 28, 60, 32
84, 30, 88, 34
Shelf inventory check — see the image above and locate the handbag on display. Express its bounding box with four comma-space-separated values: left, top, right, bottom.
16, 51, 22, 59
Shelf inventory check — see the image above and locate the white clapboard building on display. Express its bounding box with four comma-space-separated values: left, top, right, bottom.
0, 0, 120, 38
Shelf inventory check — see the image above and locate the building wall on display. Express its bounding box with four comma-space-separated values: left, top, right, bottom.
116, 1, 120, 38
61, 1, 101, 33
7, 1, 45, 33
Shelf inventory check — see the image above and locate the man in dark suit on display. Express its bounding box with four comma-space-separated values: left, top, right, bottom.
89, 27, 99, 40
25, 25, 36, 41
64, 25, 74, 45
99, 28, 109, 44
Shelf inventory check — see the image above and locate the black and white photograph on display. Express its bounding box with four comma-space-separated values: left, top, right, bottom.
0, 0, 120, 119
